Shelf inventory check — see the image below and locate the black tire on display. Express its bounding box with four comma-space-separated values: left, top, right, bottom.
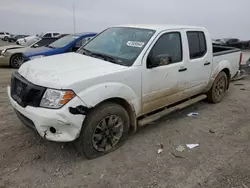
4, 36, 8, 41
75, 102, 130, 159
10, 54, 24, 69
206, 71, 228, 103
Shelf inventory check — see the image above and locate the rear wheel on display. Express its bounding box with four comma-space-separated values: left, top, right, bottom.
75, 102, 130, 159
10, 54, 24, 69
206, 71, 228, 103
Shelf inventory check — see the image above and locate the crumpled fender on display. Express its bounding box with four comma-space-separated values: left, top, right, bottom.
77, 82, 140, 115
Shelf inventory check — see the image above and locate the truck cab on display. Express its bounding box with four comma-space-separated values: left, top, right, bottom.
8, 25, 242, 159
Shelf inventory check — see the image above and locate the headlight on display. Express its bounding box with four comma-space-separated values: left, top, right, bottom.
29, 55, 45, 60
40, 89, 76, 109
1, 49, 6, 56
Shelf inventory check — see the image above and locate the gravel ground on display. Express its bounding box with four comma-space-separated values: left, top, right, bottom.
0, 40, 250, 188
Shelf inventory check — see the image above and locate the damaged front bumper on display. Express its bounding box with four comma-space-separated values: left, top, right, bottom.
7, 86, 87, 142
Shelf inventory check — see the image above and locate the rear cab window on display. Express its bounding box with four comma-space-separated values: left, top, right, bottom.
187, 31, 207, 59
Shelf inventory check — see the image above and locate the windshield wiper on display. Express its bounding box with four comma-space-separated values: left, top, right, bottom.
80, 48, 93, 56
91, 52, 117, 64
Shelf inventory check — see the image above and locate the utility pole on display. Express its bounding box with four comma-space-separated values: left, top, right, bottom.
73, 3, 76, 35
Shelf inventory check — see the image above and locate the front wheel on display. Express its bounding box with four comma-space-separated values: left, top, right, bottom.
206, 71, 228, 103
75, 102, 130, 159
10, 54, 24, 69
4, 36, 8, 41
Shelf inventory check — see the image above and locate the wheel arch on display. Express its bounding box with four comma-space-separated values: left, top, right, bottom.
221, 68, 230, 89
93, 97, 137, 133
9, 53, 24, 67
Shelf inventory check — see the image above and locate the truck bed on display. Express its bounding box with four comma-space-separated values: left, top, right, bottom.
213, 45, 241, 79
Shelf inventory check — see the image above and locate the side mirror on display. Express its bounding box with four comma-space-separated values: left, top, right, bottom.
147, 54, 172, 68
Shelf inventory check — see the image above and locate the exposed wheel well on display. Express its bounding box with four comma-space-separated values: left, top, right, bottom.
96, 98, 137, 133
221, 68, 230, 89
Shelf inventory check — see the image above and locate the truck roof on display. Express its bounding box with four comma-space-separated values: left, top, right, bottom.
115, 24, 205, 31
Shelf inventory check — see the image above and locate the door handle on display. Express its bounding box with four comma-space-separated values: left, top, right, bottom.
178, 67, 187, 72
204, 61, 211, 66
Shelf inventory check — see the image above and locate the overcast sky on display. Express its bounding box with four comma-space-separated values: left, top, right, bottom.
1, 0, 249, 39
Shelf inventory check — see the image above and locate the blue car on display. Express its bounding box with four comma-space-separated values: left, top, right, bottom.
23, 32, 97, 62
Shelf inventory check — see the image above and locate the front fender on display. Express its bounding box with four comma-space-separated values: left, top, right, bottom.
77, 82, 140, 115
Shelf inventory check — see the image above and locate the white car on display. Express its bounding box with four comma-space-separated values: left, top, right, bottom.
0, 32, 10, 41
37, 32, 60, 38
16, 32, 60, 46
8, 24, 242, 159
16, 36, 40, 46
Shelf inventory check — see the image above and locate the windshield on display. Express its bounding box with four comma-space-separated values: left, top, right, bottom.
30, 38, 57, 48
48, 35, 79, 48
81, 27, 155, 66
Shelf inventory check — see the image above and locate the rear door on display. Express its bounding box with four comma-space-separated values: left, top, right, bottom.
184, 30, 212, 93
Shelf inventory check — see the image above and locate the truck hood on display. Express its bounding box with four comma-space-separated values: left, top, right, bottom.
18, 52, 128, 89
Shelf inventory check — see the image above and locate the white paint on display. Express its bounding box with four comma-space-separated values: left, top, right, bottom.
7, 87, 86, 142
126, 41, 144, 48
186, 144, 200, 149
9, 24, 241, 142
0, 32, 10, 39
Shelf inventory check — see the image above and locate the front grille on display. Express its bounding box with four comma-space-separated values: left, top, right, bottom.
11, 72, 46, 107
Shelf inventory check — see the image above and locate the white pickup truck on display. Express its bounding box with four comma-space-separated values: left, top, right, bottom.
8, 24, 242, 159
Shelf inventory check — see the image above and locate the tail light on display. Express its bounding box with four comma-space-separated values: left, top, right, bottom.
239, 52, 243, 65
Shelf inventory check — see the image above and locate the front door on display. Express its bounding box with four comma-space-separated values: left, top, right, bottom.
141, 31, 188, 114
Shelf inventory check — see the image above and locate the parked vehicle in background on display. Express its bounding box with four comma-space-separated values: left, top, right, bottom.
37, 32, 60, 38
5, 34, 15, 41
16, 36, 40, 46
17, 32, 61, 46
213, 39, 226, 45
0, 32, 10, 41
21, 32, 96, 63
217, 38, 250, 49
8, 35, 29, 42
0, 37, 61, 68
8, 25, 242, 159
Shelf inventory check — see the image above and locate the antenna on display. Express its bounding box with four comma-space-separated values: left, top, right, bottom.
73, 3, 76, 35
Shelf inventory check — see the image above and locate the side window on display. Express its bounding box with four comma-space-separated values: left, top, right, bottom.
43, 33, 52, 38
53, 33, 60, 36
75, 37, 93, 48
86, 37, 93, 43
72, 38, 87, 52
187, 31, 207, 59
0, 32, 4, 35
147, 32, 182, 67
33, 38, 56, 47
75, 38, 85, 48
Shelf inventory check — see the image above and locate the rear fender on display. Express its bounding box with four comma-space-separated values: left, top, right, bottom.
205, 60, 232, 92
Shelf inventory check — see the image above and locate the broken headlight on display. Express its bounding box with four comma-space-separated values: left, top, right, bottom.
40, 89, 76, 109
